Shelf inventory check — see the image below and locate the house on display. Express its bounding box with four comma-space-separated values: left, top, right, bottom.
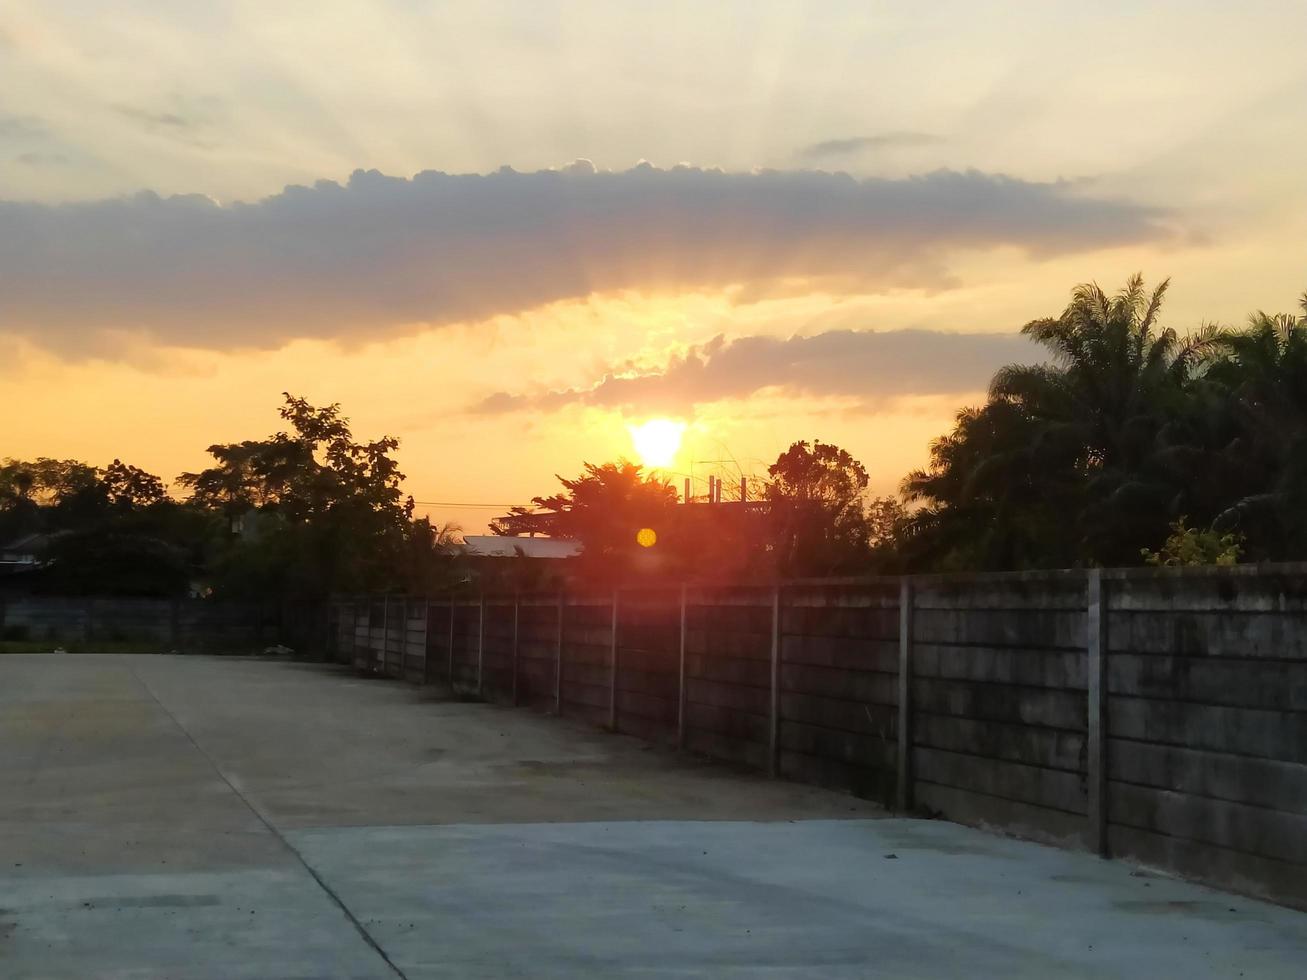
0, 531, 68, 594
0, 531, 69, 573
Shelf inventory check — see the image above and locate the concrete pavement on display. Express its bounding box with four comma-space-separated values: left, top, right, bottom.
2, 653, 1305, 978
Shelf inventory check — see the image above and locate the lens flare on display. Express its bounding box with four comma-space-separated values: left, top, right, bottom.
628, 418, 685, 469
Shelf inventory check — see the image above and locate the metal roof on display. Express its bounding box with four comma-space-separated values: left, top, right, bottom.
461, 535, 581, 559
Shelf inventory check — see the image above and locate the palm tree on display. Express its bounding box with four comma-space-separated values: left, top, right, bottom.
991, 275, 1228, 562
1206, 294, 1307, 555
902, 275, 1225, 568
992, 274, 1222, 470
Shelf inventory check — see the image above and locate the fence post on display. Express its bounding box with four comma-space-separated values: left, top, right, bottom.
555, 591, 565, 715
769, 584, 782, 777
356, 597, 365, 665
677, 584, 688, 751
477, 594, 486, 696
380, 596, 390, 674
896, 578, 914, 812
421, 599, 432, 682
391, 597, 400, 674
447, 599, 456, 687
511, 595, 520, 707
169, 597, 181, 650
348, 600, 356, 663
1087, 568, 1108, 856
417, 598, 429, 682
608, 590, 619, 731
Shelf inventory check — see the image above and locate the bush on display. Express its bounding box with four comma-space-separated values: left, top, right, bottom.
1141, 518, 1242, 567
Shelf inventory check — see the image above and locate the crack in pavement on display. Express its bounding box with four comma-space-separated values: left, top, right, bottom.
129, 662, 409, 980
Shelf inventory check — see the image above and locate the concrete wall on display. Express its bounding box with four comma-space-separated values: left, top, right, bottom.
910, 574, 1089, 844
326, 565, 1307, 909
1101, 567, 1307, 907
781, 581, 900, 805
0, 595, 278, 650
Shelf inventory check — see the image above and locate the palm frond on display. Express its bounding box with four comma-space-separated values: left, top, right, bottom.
1140, 277, 1170, 333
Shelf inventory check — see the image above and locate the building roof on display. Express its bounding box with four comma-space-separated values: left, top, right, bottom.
461, 535, 581, 559
0, 530, 70, 558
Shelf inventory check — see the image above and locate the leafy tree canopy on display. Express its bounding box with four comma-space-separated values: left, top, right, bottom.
900, 277, 1307, 570
491, 460, 678, 578
178, 393, 455, 598
765, 440, 872, 575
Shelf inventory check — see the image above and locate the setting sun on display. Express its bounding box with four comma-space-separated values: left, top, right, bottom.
628, 418, 685, 469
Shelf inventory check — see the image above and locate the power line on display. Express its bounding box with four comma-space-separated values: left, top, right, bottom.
411, 500, 533, 509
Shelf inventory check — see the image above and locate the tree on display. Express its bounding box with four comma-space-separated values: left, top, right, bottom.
178, 393, 449, 597
903, 275, 1227, 569
40, 527, 193, 596
0, 455, 210, 596
1204, 294, 1307, 558
491, 460, 678, 578
0, 458, 100, 507
865, 495, 907, 569
1, 457, 104, 541
765, 440, 872, 575
101, 459, 169, 509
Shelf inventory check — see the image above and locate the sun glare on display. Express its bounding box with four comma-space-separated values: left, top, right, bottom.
629, 418, 685, 469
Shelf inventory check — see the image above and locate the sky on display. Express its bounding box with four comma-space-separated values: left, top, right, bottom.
2, 0, 1306, 533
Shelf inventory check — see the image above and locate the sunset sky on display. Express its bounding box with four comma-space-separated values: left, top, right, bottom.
3, 1, 1306, 533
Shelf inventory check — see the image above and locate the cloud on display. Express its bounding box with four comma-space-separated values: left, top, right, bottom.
799, 132, 943, 159
15, 151, 71, 167
115, 106, 193, 130
0, 163, 1171, 355
112, 99, 222, 149
474, 327, 1037, 415
0, 114, 49, 140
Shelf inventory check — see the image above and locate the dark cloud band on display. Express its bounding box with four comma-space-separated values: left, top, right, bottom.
0, 163, 1169, 353
475, 327, 1037, 415
799, 132, 943, 158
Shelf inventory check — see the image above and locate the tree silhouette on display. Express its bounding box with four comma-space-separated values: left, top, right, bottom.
491, 460, 678, 577
765, 440, 872, 575
178, 393, 449, 597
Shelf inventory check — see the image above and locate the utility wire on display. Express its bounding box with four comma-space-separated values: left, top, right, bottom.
410, 500, 532, 509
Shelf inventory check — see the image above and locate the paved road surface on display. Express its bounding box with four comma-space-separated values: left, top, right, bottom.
2, 653, 1304, 978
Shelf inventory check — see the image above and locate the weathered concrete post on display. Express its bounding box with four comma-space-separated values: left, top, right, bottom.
608, 590, 619, 731
511, 595, 520, 707
477, 594, 486, 696
555, 591, 565, 715
896, 578, 914, 811
169, 597, 181, 650
421, 599, 432, 681
769, 584, 782, 777
447, 599, 456, 688
1087, 568, 1108, 856
356, 597, 365, 664
418, 598, 430, 681
348, 599, 356, 663
677, 584, 688, 751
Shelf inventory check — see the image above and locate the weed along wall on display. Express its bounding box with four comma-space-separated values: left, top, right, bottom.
327, 563, 1307, 909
